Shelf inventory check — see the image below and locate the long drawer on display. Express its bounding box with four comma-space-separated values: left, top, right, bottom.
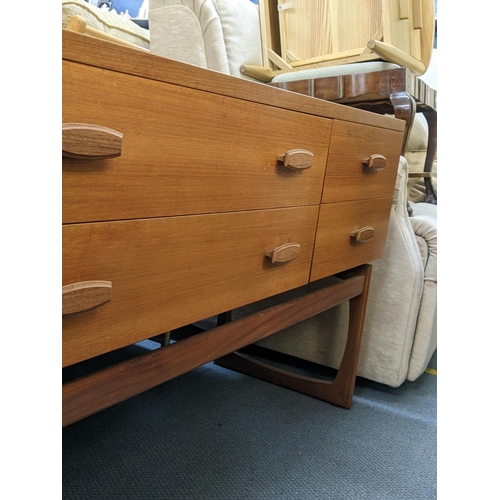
323, 120, 401, 203
62, 205, 319, 366
62, 61, 331, 223
310, 197, 393, 281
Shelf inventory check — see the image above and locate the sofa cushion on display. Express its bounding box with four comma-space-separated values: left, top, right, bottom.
211, 0, 264, 78
406, 113, 428, 152
149, 0, 230, 73
406, 202, 437, 381
149, 0, 263, 80
62, 0, 150, 49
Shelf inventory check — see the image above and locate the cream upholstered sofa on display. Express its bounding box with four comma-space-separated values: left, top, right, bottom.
148, 0, 263, 81
62, 0, 151, 49
62, 0, 437, 387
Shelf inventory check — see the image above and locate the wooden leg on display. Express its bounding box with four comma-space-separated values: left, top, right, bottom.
390, 91, 416, 155
215, 265, 372, 409
217, 311, 232, 326
422, 109, 437, 204
160, 331, 171, 346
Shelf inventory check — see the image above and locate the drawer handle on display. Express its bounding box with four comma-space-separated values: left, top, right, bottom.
62, 123, 123, 159
351, 227, 375, 243
278, 149, 313, 170
265, 243, 301, 263
363, 154, 386, 171
62, 280, 112, 315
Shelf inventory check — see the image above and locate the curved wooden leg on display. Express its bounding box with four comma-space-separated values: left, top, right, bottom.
328, 264, 372, 408
215, 265, 372, 409
390, 91, 416, 155
422, 109, 438, 204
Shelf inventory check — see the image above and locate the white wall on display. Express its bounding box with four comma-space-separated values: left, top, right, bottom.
420, 49, 437, 90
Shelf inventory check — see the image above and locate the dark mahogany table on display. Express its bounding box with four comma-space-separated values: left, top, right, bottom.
272, 66, 437, 204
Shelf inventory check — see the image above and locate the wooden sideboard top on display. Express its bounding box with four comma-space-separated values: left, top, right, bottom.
62, 29, 405, 133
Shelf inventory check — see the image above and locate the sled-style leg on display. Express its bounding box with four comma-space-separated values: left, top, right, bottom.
215, 265, 372, 409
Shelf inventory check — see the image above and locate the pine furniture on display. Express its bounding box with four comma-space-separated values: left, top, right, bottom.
257, 0, 435, 76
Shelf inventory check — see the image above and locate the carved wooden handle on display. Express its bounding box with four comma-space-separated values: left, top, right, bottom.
265, 243, 301, 263
62, 123, 123, 159
363, 154, 386, 171
350, 227, 375, 243
278, 149, 313, 170
62, 280, 112, 315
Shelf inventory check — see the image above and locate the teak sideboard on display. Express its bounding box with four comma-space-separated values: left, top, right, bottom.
62, 30, 405, 426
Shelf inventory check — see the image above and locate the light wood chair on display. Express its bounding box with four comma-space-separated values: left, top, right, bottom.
244, 0, 437, 203
248, 0, 435, 81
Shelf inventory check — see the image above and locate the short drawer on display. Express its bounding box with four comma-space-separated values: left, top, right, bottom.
310, 197, 393, 281
322, 120, 403, 203
62, 61, 331, 223
62, 205, 319, 366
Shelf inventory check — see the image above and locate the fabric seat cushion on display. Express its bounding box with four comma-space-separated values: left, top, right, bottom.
271, 61, 401, 83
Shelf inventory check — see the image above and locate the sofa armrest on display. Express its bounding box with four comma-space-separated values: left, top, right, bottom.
406, 202, 437, 381
408, 200, 437, 283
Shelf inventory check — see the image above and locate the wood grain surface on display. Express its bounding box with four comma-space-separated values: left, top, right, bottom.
310, 197, 393, 280
323, 120, 402, 203
63, 206, 318, 366
62, 29, 405, 132
63, 61, 330, 223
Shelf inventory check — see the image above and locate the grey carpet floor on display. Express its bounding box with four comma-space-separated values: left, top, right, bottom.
62, 347, 437, 500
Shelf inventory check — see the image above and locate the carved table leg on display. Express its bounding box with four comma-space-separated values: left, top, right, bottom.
422, 109, 438, 204
215, 265, 372, 409
390, 91, 416, 155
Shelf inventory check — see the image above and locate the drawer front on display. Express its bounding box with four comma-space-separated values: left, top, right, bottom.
62, 61, 331, 223
322, 120, 402, 203
62, 205, 319, 366
310, 198, 392, 281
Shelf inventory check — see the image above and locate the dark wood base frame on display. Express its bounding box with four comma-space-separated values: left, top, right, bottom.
215, 265, 371, 409
62, 265, 371, 427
